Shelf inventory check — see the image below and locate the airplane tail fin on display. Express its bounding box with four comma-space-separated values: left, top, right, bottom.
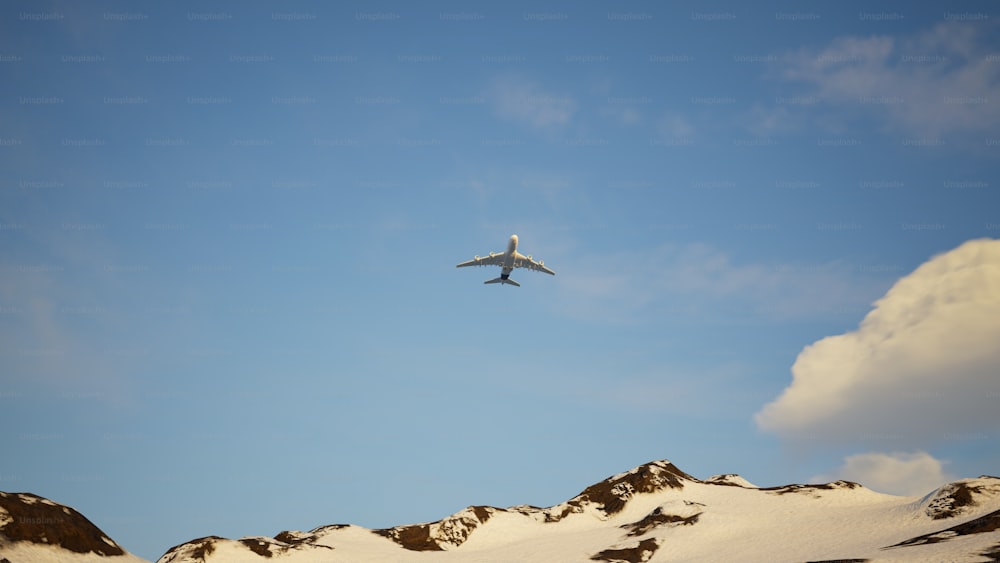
485, 277, 520, 287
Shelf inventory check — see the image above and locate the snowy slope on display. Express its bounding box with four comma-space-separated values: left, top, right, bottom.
0, 491, 149, 563
156, 460, 1000, 562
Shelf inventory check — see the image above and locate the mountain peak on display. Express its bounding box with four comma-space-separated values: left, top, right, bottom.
0, 491, 147, 562
364, 460, 696, 552
566, 460, 695, 516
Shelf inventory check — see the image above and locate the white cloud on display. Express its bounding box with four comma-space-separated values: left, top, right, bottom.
756, 238, 1000, 445
811, 451, 956, 496
488, 75, 577, 128
780, 22, 1000, 137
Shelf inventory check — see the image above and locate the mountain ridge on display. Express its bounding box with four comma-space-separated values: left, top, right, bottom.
3, 460, 1000, 562
154, 460, 1000, 562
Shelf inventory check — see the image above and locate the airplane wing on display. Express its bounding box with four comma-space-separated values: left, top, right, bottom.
456, 252, 505, 268
513, 251, 556, 275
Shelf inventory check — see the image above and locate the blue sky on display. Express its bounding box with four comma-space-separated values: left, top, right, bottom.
2, 1, 999, 560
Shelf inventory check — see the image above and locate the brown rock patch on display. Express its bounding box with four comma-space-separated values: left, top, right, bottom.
886, 508, 1000, 549
159, 536, 224, 563
374, 505, 497, 551
239, 538, 273, 558
0, 492, 125, 556
373, 522, 442, 551
621, 506, 700, 537
566, 461, 695, 518
760, 481, 861, 496
590, 537, 659, 563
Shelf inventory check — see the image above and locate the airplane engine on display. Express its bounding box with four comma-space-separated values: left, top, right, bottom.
528, 255, 532, 260
489, 251, 495, 258
539, 260, 544, 266
475, 255, 480, 260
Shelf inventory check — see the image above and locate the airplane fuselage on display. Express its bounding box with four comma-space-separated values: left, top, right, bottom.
500, 234, 518, 280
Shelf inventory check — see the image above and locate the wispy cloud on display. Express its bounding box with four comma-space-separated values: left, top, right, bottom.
655, 112, 695, 142
551, 242, 880, 324
600, 105, 643, 126
776, 22, 1000, 138
0, 230, 139, 405
568, 362, 758, 418
488, 74, 577, 129
756, 238, 1000, 447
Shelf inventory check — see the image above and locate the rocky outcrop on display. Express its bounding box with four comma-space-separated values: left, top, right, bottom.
759, 480, 862, 496
564, 460, 695, 517
374, 505, 498, 551
620, 502, 702, 537
0, 491, 126, 556
922, 476, 1000, 519
158, 530, 339, 563
590, 537, 659, 563
886, 508, 1000, 549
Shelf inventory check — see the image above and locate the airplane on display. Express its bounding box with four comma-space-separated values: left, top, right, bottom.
456, 234, 555, 287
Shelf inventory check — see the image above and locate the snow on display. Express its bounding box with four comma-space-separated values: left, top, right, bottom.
152, 472, 1000, 562
0, 541, 149, 563
920, 476, 1000, 519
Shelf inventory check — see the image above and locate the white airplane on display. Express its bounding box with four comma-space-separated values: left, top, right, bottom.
456, 234, 555, 287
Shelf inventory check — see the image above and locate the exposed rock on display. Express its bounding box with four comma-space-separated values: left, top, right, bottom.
561, 460, 695, 518
374, 505, 499, 551
923, 477, 1000, 519
159, 536, 223, 563
981, 542, 1000, 561
239, 537, 274, 558
621, 504, 701, 537
0, 491, 125, 556
704, 474, 757, 488
158, 533, 335, 563
886, 508, 1000, 549
590, 537, 659, 563
373, 522, 441, 552
274, 524, 347, 546
760, 480, 862, 496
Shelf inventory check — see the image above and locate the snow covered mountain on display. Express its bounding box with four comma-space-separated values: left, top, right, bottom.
0, 491, 148, 563
4, 460, 999, 562
154, 460, 1000, 562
